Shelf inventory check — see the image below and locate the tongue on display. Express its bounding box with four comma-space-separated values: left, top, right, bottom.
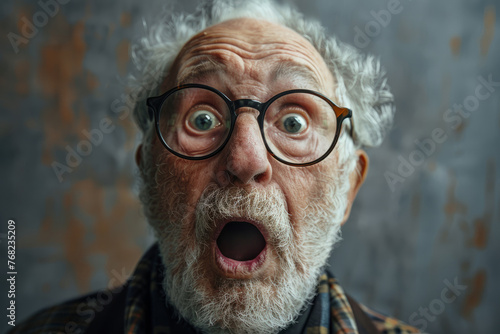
217, 222, 266, 261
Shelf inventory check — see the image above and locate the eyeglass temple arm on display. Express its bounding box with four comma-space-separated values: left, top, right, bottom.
349, 117, 355, 140
146, 97, 162, 121
338, 106, 355, 142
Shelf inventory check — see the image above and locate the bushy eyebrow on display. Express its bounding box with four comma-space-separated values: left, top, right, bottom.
271, 62, 322, 90
176, 57, 226, 85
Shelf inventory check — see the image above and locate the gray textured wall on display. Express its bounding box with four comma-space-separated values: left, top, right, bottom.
1, 0, 498, 333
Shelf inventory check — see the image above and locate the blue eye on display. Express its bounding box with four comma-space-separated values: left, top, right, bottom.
189, 110, 220, 131
280, 113, 307, 133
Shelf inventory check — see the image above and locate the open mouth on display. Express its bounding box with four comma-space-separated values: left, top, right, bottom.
214, 221, 268, 276
216, 221, 267, 261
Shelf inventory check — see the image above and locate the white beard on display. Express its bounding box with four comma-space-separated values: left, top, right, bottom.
139, 145, 354, 334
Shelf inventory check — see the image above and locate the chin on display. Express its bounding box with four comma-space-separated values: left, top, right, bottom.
157, 236, 320, 334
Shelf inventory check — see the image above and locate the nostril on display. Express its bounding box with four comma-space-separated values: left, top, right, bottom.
253, 168, 272, 184
225, 152, 272, 185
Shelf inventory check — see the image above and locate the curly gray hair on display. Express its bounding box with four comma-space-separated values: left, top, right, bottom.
129, 0, 394, 150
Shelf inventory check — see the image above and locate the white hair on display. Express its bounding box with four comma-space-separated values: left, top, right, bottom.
129, 0, 395, 151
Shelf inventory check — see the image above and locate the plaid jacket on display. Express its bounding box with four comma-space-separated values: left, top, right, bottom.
11, 244, 420, 334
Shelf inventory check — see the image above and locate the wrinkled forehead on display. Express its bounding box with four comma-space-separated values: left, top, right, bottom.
165, 18, 335, 94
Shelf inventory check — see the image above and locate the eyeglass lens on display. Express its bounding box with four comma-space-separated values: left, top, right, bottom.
157, 87, 338, 164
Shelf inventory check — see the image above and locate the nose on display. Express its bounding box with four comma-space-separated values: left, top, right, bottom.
215, 111, 272, 186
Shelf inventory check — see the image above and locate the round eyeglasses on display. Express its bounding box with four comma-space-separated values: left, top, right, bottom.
146, 84, 352, 167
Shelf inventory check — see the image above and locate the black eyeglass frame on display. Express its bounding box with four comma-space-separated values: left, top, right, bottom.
146, 83, 353, 167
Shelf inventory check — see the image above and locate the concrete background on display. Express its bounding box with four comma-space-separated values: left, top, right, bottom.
0, 0, 498, 333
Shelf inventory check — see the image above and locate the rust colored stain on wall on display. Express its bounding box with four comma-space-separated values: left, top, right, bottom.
480, 6, 495, 56
38, 19, 86, 123
0, 12, 32, 109
450, 36, 461, 57
441, 174, 467, 241
469, 160, 495, 249
73, 176, 145, 282
117, 39, 131, 75
14, 7, 33, 53
120, 12, 132, 27
461, 269, 487, 319
86, 72, 100, 92
37, 15, 91, 164
21, 177, 146, 293
66, 177, 145, 292
454, 119, 466, 134
471, 218, 488, 249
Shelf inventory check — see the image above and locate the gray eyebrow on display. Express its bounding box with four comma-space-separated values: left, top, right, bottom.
176, 57, 226, 85
271, 62, 322, 90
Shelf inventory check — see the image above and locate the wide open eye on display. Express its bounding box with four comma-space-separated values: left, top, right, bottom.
188, 110, 221, 131
279, 113, 307, 134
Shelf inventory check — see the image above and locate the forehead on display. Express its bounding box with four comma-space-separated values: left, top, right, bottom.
167, 18, 335, 94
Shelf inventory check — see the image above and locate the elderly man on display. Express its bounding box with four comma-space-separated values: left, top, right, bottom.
14, 0, 419, 333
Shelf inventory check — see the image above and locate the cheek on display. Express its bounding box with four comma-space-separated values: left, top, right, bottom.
180, 163, 214, 208
273, 164, 317, 220
153, 154, 217, 253
273, 153, 340, 224
154, 147, 215, 216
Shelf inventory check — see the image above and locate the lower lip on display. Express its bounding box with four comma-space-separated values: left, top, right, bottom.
215, 243, 268, 277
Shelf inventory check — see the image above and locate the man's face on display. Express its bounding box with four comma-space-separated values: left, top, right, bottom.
138, 18, 366, 333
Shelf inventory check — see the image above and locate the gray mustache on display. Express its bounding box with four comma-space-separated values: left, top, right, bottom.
194, 184, 293, 249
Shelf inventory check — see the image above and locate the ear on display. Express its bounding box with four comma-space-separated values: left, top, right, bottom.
135, 144, 143, 168
341, 149, 369, 225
